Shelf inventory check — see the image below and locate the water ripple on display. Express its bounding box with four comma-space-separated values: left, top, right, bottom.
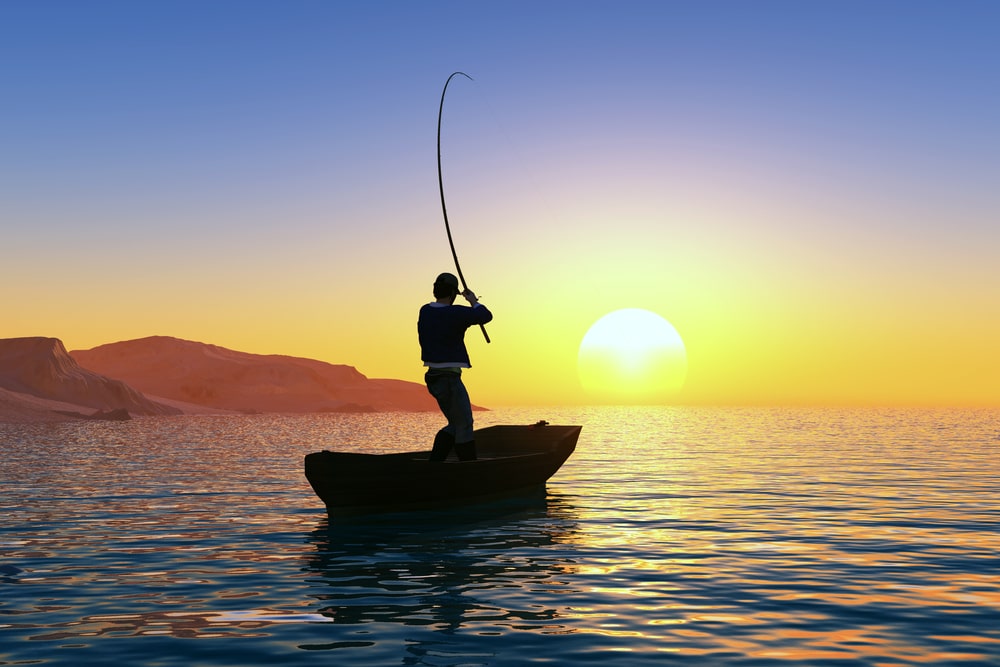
1, 408, 998, 666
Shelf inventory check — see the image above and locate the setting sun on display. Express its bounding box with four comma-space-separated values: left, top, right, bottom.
577, 309, 688, 404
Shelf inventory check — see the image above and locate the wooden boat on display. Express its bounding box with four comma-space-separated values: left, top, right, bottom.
304, 422, 581, 512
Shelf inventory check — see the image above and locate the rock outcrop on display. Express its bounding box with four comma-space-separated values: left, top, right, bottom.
0, 337, 180, 420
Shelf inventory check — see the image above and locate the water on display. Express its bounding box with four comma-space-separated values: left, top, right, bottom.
2, 407, 998, 666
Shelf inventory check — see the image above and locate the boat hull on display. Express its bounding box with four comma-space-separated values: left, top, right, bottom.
304, 423, 581, 512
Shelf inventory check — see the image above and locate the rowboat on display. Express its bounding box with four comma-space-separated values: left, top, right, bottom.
304, 422, 581, 512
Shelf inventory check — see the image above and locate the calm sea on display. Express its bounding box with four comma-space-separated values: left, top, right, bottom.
2, 407, 998, 666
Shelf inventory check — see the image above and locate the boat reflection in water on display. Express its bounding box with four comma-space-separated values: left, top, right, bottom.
301, 491, 582, 655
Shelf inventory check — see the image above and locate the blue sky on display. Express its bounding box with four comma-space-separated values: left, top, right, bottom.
4, 1, 997, 233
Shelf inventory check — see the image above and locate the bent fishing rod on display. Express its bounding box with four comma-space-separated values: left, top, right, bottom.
437, 71, 490, 343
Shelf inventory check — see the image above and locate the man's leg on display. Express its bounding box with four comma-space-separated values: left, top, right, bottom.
449, 377, 476, 461
425, 370, 457, 461
428, 429, 454, 462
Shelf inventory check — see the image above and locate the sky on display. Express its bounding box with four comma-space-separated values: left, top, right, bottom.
2, 1, 998, 407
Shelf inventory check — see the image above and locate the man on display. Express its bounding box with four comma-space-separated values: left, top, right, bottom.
418, 272, 493, 462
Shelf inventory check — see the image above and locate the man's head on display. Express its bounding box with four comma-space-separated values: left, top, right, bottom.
433, 272, 460, 300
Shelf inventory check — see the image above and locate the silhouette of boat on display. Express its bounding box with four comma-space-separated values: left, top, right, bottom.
304, 422, 581, 512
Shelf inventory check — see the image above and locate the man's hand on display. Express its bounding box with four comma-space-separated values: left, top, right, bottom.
461, 288, 479, 305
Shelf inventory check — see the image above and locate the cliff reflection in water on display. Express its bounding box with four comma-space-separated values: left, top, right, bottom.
304, 493, 581, 638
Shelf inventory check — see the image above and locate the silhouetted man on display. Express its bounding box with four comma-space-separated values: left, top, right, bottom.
418, 272, 493, 461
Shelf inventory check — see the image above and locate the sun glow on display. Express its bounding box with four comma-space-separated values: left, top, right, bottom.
578, 309, 688, 404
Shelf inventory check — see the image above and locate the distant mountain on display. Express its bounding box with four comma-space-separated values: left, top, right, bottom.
70, 336, 439, 414
0, 337, 181, 421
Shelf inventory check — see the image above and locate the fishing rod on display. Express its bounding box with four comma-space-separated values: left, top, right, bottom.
437, 71, 490, 343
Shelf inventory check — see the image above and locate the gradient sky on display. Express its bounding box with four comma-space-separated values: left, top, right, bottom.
2, 1, 998, 407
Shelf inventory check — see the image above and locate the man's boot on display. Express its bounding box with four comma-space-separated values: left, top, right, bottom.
455, 440, 477, 461
429, 431, 455, 462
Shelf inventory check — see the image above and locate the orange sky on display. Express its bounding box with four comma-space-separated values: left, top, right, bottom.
3, 4, 998, 408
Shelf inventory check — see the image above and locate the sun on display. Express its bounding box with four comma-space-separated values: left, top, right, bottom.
578, 308, 688, 404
